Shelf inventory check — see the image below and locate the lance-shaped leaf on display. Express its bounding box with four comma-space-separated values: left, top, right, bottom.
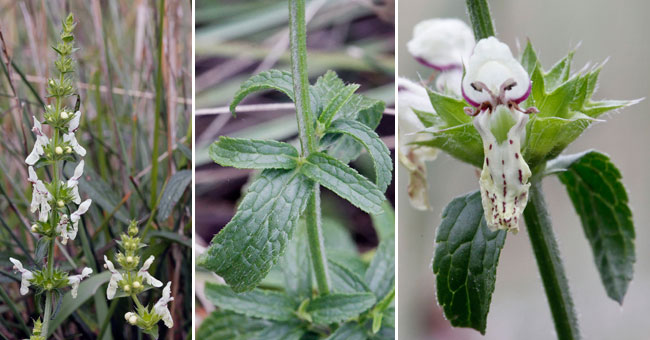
301, 152, 384, 214
426, 89, 471, 126
307, 293, 376, 324
204, 283, 297, 321
553, 151, 635, 303
210, 137, 299, 169
198, 169, 313, 292
157, 170, 192, 221
432, 191, 507, 334
230, 69, 294, 114
326, 119, 393, 192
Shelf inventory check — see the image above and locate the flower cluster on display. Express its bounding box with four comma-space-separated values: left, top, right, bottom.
104, 221, 174, 337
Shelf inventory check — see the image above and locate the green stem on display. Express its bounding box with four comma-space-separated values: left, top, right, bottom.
288, 0, 330, 295
41, 291, 53, 338
465, 0, 495, 39
523, 181, 581, 340
305, 185, 330, 294
288, 0, 315, 154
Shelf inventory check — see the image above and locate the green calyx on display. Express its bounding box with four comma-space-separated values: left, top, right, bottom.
31, 268, 69, 292
415, 40, 639, 172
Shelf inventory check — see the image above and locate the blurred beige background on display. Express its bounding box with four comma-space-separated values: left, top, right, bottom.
398, 0, 650, 339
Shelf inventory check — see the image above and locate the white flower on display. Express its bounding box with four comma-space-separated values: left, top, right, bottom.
63, 132, 86, 156
154, 281, 174, 328
435, 69, 463, 97
56, 214, 72, 245
9, 258, 34, 295
69, 111, 81, 132
397, 78, 439, 210
25, 117, 50, 165
462, 37, 532, 111
104, 256, 123, 300
68, 267, 93, 298
28, 166, 53, 222
407, 18, 475, 71
67, 161, 85, 204
125, 312, 138, 325
137, 256, 163, 287
461, 37, 538, 232
69, 199, 92, 239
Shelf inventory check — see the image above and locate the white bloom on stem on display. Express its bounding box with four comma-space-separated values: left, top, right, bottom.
461, 37, 538, 232
125, 312, 138, 325
407, 18, 475, 71
28, 166, 52, 222
67, 161, 85, 204
9, 258, 34, 295
104, 256, 123, 300
63, 132, 86, 156
397, 77, 438, 210
137, 255, 163, 287
69, 111, 81, 133
69, 199, 92, 239
67, 267, 93, 298
56, 214, 72, 245
25, 117, 50, 165
154, 281, 174, 328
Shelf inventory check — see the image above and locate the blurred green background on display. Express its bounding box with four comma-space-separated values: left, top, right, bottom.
398, 0, 649, 339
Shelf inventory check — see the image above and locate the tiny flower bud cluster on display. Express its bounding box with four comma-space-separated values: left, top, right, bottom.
104, 221, 174, 335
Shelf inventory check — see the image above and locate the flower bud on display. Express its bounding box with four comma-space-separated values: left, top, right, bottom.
124, 312, 133, 321
31, 224, 38, 232
55, 146, 63, 154
57, 200, 65, 207
133, 281, 141, 289
60, 111, 69, 119
126, 256, 134, 264
128, 314, 138, 325
65, 146, 72, 153
123, 284, 131, 292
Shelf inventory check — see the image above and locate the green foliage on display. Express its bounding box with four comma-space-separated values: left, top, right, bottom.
432, 191, 506, 334
201, 70, 391, 292
552, 151, 635, 303
307, 293, 376, 324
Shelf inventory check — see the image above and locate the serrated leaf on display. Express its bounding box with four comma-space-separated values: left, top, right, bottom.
416, 123, 484, 168
432, 191, 507, 334
260, 322, 305, 340
196, 310, 270, 340
555, 151, 635, 303
210, 137, 299, 170
204, 283, 297, 321
365, 237, 394, 300
329, 259, 371, 294
301, 152, 384, 214
157, 170, 192, 221
326, 119, 393, 192
307, 293, 376, 325
319, 84, 360, 127
326, 322, 368, 340
310, 70, 346, 116
198, 169, 313, 292
230, 69, 294, 115
426, 89, 471, 126
282, 220, 312, 301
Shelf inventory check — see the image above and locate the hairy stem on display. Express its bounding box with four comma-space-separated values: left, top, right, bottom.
41, 288, 53, 337
289, 0, 315, 154
289, 0, 330, 295
465, 0, 495, 40
305, 185, 330, 294
523, 181, 581, 340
